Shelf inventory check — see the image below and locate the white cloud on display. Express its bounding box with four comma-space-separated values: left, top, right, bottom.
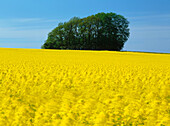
0, 27, 50, 41
128, 14, 170, 20
11, 18, 42, 22
124, 24, 170, 53
0, 18, 66, 24
0, 18, 65, 40
131, 26, 170, 30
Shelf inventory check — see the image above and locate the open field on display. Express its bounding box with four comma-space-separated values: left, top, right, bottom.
0, 48, 169, 125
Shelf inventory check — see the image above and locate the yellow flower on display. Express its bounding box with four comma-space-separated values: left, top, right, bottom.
0, 48, 169, 125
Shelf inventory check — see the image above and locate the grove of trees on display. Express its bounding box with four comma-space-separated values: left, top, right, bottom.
42, 12, 130, 51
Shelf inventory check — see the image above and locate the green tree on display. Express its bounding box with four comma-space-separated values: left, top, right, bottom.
42, 12, 130, 51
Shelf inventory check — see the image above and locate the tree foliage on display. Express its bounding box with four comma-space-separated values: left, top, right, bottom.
42, 12, 130, 51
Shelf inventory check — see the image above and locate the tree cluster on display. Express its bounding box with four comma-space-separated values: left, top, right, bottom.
42, 12, 130, 51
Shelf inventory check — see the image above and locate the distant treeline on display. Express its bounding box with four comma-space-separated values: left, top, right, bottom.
42, 12, 130, 51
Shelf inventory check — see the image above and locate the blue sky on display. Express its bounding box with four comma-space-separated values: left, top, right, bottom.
0, 0, 170, 53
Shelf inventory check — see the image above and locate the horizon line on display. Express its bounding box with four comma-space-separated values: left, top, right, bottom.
0, 47, 169, 54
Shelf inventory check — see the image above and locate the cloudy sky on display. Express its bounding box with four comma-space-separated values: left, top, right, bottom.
0, 0, 170, 53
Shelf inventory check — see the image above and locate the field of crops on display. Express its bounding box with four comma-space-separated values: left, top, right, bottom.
0, 48, 169, 125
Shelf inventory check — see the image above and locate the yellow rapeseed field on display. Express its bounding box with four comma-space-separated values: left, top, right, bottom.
0, 48, 169, 126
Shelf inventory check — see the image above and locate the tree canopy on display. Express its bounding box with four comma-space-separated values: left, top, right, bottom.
42, 12, 130, 51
